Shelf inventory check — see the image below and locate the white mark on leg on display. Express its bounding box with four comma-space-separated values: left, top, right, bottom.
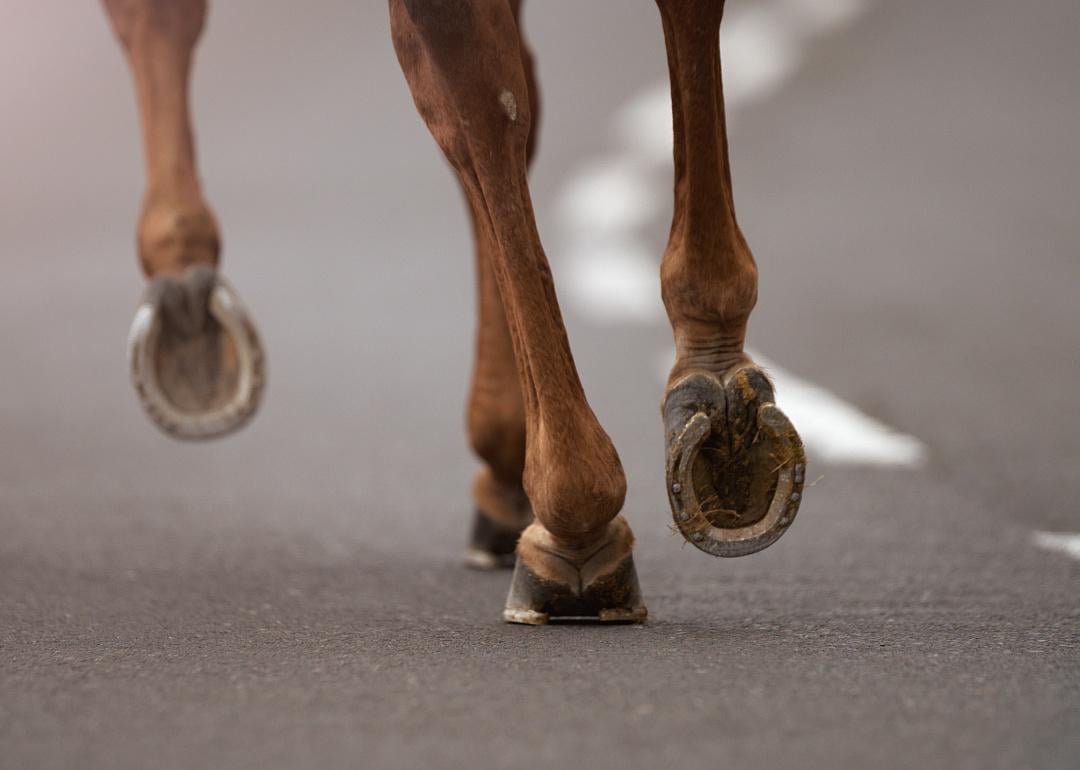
500, 90, 518, 122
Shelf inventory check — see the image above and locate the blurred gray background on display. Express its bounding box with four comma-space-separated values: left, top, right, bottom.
1, 1, 1077, 768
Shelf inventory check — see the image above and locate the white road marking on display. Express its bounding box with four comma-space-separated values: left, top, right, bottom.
553, 0, 931, 468
556, 158, 658, 235
750, 352, 926, 467
1032, 531, 1080, 561
565, 238, 661, 323
719, 7, 800, 107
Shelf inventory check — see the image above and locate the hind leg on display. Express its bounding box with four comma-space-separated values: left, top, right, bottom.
463, 0, 539, 570
390, 0, 645, 623
656, 0, 806, 557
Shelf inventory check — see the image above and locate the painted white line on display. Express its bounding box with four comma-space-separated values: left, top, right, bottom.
753, 352, 926, 467
720, 6, 800, 107
656, 348, 927, 467
564, 238, 662, 323
1032, 531, 1080, 561
614, 83, 675, 165
556, 158, 658, 235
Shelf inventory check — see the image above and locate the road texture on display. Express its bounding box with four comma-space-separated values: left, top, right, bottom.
1, 1, 1078, 768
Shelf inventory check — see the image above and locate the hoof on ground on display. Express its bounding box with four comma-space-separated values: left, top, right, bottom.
663, 366, 806, 557
128, 265, 265, 440
503, 519, 647, 625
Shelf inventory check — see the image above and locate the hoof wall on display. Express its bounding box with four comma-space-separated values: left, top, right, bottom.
502, 608, 549, 625
503, 553, 647, 625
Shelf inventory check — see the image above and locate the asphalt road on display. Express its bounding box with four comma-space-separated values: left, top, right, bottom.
2, 1, 1078, 768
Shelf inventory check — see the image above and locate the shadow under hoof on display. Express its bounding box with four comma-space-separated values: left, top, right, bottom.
664, 366, 806, 558
129, 266, 265, 440
503, 553, 647, 626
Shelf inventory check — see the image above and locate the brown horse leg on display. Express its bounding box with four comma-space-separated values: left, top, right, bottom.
103, 0, 265, 439
656, 0, 806, 558
102, 0, 219, 278
390, 0, 645, 624
463, 0, 537, 570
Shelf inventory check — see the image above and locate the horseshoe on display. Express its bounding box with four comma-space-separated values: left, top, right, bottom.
664, 369, 807, 557
128, 274, 265, 440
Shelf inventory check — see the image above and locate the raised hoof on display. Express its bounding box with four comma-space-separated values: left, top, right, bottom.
503, 521, 647, 625
664, 366, 806, 558
464, 509, 523, 570
128, 265, 265, 440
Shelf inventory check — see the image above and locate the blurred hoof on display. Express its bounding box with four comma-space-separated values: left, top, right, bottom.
128, 265, 265, 440
464, 509, 524, 570
503, 519, 647, 625
664, 366, 806, 557
465, 470, 532, 570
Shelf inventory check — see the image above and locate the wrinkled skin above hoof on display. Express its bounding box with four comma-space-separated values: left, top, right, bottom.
128, 265, 266, 440
664, 366, 806, 557
503, 518, 647, 625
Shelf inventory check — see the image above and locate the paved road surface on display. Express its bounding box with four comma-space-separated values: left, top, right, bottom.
1, 1, 1077, 768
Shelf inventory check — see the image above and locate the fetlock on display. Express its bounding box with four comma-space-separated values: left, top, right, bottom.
138, 194, 220, 278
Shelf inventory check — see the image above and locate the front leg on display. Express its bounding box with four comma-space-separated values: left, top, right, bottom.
103, 0, 265, 439
390, 0, 645, 624
657, 0, 806, 556
462, 0, 539, 570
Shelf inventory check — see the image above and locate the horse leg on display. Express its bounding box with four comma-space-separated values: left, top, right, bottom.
102, 0, 218, 277
656, 0, 807, 557
462, 0, 537, 570
390, 0, 646, 624
103, 0, 265, 439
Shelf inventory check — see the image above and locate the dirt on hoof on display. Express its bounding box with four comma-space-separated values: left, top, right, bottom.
663, 365, 806, 558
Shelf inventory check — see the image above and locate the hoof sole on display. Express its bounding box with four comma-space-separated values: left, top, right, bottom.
664, 366, 806, 557
129, 266, 265, 440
